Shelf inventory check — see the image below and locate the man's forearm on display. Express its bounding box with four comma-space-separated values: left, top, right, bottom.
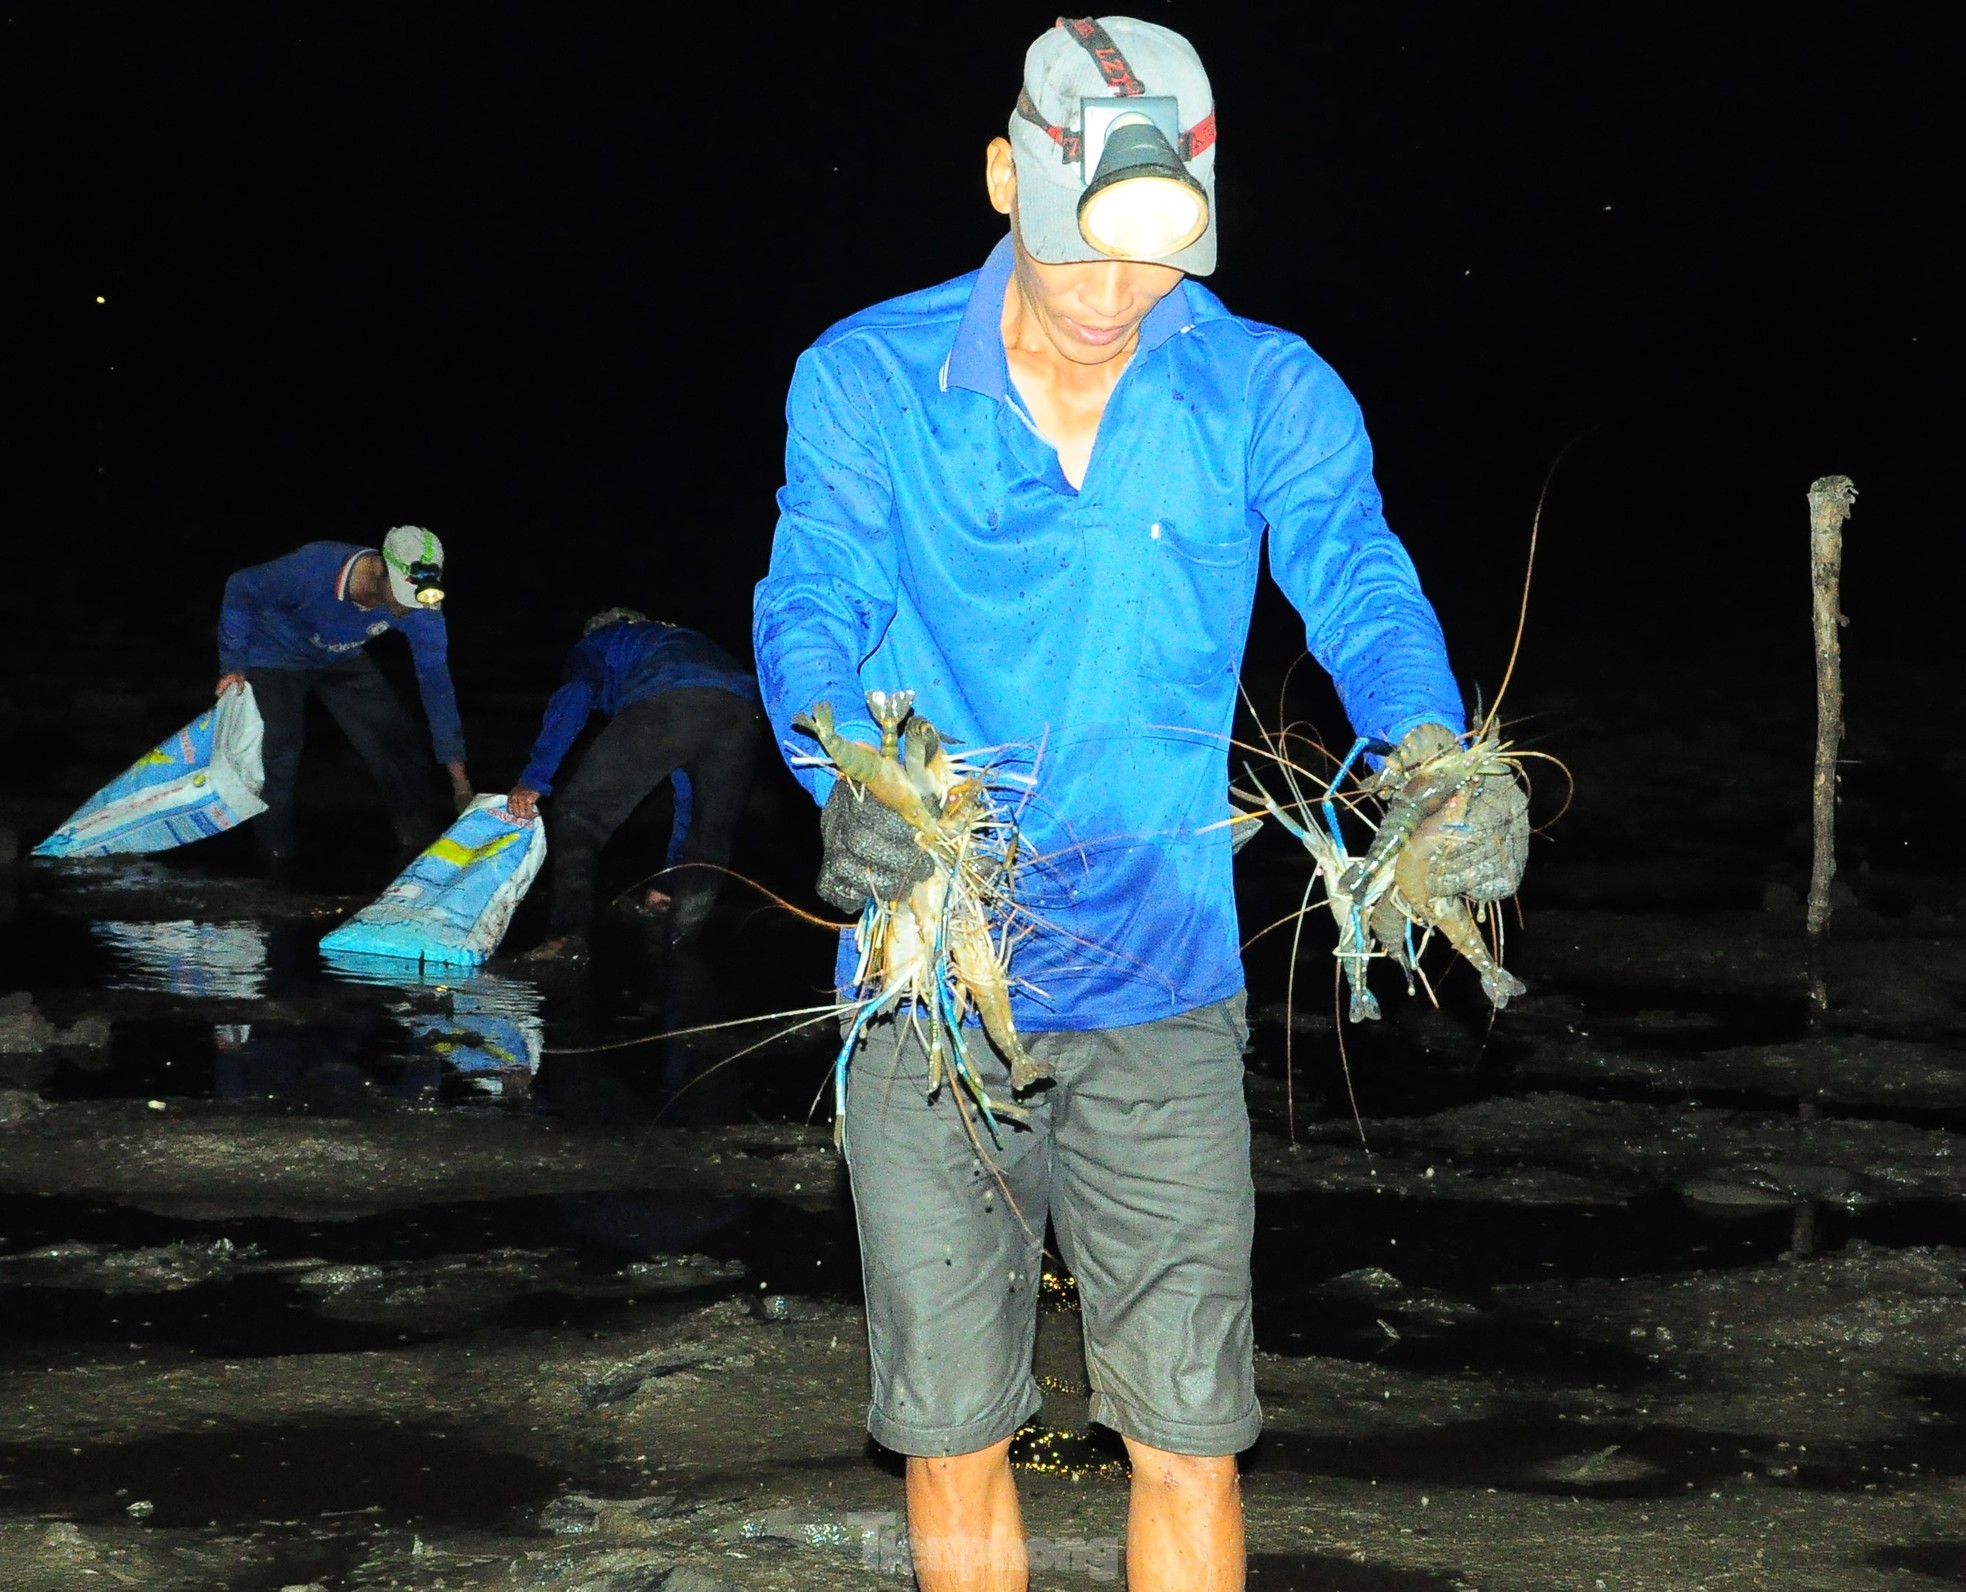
411, 664, 467, 767
514, 681, 595, 798
753, 581, 888, 803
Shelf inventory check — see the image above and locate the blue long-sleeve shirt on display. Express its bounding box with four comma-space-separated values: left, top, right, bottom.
217, 541, 465, 765
516, 622, 759, 798
754, 236, 1464, 1032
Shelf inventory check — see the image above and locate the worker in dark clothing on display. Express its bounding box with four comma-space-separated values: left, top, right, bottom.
506, 609, 762, 960
216, 527, 469, 880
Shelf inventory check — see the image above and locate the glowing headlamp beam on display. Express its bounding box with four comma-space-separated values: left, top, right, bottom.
1077, 111, 1208, 262
408, 562, 445, 607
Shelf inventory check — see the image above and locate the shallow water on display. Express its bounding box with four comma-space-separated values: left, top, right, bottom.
5, 710, 1966, 1587
5, 858, 1962, 1378
11, 852, 838, 1123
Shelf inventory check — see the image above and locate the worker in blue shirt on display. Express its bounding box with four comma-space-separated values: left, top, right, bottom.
753, 19, 1472, 1591
217, 527, 469, 880
506, 609, 762, 960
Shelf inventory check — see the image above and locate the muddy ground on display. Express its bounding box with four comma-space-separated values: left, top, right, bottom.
0, 631, 1962, 1592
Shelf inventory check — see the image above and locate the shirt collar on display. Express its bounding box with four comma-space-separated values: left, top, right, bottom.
335, 550, 367, 603
942, 233, 1192, 399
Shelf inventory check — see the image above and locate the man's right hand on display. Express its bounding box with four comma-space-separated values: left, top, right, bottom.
1369, 722, 1461, 792
505, 787, 542, 823
215, 672, 247, 698
816, 780, 933, 916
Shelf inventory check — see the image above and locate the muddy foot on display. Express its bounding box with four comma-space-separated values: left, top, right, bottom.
522, 935, 590, 964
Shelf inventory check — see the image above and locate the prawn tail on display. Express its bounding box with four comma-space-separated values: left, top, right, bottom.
1004, 1039, 1055, 1098
1481, 968, 1529, 1009
971, 980, 1052, 1096
1338, 906, 1382, 1023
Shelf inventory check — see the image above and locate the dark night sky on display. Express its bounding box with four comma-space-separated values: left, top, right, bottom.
4, 2, 1957, 703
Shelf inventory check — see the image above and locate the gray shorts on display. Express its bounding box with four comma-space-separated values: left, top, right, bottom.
840, 993, 1260, 1458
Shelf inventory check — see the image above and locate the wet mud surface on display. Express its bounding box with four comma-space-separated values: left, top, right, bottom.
1, 648, 1963, 1590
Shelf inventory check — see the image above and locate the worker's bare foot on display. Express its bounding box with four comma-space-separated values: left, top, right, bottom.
522, 935, 589, 964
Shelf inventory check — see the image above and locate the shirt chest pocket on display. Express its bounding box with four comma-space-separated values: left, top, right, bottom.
1133, 518, 1252, 687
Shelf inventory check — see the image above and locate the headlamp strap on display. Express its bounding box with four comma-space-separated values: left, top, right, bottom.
384, 532, 441, 578
1016, 17, 1217, 165
1060, 16, 1144, 96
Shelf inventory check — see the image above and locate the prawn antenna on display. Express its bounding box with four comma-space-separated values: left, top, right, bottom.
1489, 428, 1593, 729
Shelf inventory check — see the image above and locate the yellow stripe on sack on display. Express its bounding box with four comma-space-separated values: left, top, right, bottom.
427, 829, 522, 870
134, 748, 177, 769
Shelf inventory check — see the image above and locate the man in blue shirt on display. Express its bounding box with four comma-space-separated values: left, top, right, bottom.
754, 19, 1466, 1590
506, 610, 762, 960
217, 527, 469, 880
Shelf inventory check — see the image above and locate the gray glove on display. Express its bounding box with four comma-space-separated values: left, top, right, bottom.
816, 781, 933, 915
1372, 723, 1531, 904
1421, 770, 1530, 903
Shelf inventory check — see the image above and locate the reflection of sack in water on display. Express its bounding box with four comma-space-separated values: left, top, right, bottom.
410, 990, 542, 1086
319, 949, 544, 1093
33, 689, 267, 857
320, 796, 546, 969
92, 919, 271, 1000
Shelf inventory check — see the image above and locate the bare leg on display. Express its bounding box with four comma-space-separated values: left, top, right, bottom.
905, 1437, 1027, 1592
1123, 1438, 1244, 1591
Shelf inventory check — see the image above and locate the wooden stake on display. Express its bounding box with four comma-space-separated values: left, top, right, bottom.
1792, 476, 1855, 1261
1804, 475, 1856, 1014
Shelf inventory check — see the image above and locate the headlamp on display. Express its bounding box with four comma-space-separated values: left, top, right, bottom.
408, 561, 445, 607
1076, 96, 1208, 262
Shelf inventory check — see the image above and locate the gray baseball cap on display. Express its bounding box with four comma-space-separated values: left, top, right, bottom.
381, 525, 445, 609
1008, 16, 1218, 275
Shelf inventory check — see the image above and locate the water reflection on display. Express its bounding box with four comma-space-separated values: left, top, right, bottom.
212, 1019, 412, 1105
321, 950, 545, 1097
91, 919, 270, 999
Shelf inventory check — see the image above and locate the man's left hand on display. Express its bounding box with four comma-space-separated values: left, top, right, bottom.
506, 786, 542, 823
1374, 723, 1531, 904
446, 762, 473, 815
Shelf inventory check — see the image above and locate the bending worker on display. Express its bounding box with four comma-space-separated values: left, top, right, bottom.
754, 19, 1482, 1591
217, 526, 468, 880
507, 609, 762, 960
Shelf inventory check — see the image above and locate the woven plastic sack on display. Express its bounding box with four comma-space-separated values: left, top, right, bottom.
318, 795, 545, 969
33, 688, 267, 857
